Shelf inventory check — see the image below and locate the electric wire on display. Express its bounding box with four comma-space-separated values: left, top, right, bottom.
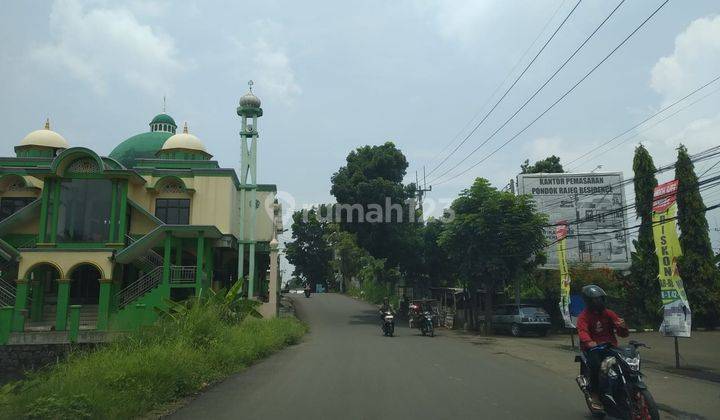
431, 0, 670, 186
428, 0, 627, 184
566, 78, 720, 171
425, 0, 584, 178
423, 0, 571, 172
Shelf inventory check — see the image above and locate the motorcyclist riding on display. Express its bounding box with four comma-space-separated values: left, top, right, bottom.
576, 284, 629, 411
379, 297, 394, 320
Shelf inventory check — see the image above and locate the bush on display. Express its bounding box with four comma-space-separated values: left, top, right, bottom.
0, 297, 307, 419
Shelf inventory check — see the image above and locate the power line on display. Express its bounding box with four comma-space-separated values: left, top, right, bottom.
485, 198, 720, 258
565, 74, 720, 170
423, 0, 570, 172
425, 0, 584, 178
431, 0, 670, 187
541, 171, 720, 228
537, 145, 720, 211
428, 0, 627, 184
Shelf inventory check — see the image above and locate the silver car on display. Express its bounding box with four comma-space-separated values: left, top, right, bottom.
491, 304, 551, 337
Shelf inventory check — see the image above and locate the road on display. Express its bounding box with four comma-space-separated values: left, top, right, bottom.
172, 293, 590, 419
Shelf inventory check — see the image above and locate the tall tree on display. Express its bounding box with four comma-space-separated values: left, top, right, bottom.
325, 225, 367, 292
521, 155, 564, 174
675, 145, 719, 328
439, 178, 547, 334
330, 142, 420, 277
285, 208, 333, 290
421, 217, 453, 291
628, 144, 661, 326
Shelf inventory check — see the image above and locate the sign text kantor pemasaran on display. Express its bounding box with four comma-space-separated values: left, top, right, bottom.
517, 172, 630, 270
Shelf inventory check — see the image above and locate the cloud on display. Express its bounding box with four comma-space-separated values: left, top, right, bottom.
650, 14, 720, 102
643, 14, 720, 168
30, 0, 185, 94
252, 39, 302, 105
414, 0, 494, 44
230, 20, 301, 105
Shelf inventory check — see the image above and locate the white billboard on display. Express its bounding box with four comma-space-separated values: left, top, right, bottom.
517, 172, 630, 270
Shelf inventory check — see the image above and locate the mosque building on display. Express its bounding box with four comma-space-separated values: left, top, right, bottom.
0, 86, 282, 338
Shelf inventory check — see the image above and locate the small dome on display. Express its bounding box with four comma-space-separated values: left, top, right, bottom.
161, 123, 207, 153
19, 119, 69, 149
239, 92, 261, 109
150, 113, 177, 126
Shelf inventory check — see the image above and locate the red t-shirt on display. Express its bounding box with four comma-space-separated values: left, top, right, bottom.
576, 308, 629, 351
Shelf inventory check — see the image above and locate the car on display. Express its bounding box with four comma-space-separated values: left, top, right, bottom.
491, 304, 551, 337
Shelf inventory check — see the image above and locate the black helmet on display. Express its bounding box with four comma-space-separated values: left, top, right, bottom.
581, 284, 607, 312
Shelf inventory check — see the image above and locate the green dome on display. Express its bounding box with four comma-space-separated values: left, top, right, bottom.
150, 113, 177, 127
110, 131, 173, 168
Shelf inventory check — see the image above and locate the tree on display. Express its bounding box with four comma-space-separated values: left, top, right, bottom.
325, 225, 367, 292
675, 145, 720, 328
330, 142, 421, 277
521, 155, 564, 174
628, 144, 661, 327
439, 178, 547, 334
420, 217, 453, 291
285, 208, 333, 290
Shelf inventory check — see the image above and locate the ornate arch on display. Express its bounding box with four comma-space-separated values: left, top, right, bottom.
0, 174, 28, 193
50, 147, 105, 177
66, 261, 105, 280
150, 175, 193, 195
22, 261, 64, 281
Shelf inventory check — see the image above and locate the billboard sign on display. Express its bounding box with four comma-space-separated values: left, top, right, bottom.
517, 172, 630, 270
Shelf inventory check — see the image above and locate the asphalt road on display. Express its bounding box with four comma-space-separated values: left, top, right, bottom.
171, 293, 590, 420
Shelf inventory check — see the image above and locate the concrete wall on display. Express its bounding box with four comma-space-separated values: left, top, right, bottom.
0, 342, 98, 385
128, 174, 276, 241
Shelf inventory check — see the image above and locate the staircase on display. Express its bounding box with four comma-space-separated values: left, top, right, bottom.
0, 260, 16, 307
0, 278, 15, 307
117, 266, 163, 308
26, 303, 98, 331
78, 305, 99, 329
125, 235, 164, 272
115, 235, 198, 310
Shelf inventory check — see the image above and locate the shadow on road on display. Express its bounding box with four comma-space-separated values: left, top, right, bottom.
348, 310, 381, 326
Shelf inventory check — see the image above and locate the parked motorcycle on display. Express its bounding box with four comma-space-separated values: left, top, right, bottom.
420, 311, 434, 337
575, 341, 659, 420
381, 312, 394, 337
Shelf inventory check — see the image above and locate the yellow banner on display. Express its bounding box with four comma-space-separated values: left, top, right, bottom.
652, 180, 691, 337
556, 224, 573, 328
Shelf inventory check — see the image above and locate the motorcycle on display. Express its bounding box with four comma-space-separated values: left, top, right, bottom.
575, 341, 659, 420
381, 312, 395, 337
420, 311, 434, 337
304, 287, 311, 298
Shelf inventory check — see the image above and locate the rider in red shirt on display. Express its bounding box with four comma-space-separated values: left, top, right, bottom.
576, 284, 629, 409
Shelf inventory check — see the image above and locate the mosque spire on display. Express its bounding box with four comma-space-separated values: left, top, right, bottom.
163, 95, 166, 113
183, 122, 188, 134
44, 118, 50, 130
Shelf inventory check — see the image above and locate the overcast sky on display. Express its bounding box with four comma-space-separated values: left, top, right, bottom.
2, 1, 720, 270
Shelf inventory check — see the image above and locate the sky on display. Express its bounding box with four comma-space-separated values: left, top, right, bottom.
2, 0, 720, 274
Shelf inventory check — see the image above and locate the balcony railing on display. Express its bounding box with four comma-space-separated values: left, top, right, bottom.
117, 266, 163, 308
170, 266, 197, 284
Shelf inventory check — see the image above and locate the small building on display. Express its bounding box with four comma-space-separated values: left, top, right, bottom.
0, 88, 282, 336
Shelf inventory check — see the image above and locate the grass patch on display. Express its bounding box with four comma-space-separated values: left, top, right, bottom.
0, 300, 306, 419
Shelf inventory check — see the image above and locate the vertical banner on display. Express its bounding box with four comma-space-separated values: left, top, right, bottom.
652, 180, 691, 337
556, 222, 574, 328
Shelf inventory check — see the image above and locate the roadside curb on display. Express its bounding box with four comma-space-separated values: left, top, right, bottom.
279, 295, 297, 319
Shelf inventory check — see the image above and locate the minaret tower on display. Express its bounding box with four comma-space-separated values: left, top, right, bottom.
237, 80, 263, 298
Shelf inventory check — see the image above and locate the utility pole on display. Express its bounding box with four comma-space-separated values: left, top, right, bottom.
510, 178, 521, 308
415, 166, 432, 220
